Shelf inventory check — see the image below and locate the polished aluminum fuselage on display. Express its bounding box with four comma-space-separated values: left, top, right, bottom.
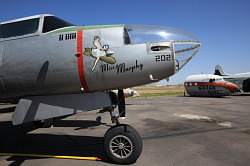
0, 25, 175, 99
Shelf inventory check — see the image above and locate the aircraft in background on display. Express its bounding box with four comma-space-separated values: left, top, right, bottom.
214, 65, 250, 92
184, 74, 240, 97
0, 14, 201, 164
112, 88, 138, 98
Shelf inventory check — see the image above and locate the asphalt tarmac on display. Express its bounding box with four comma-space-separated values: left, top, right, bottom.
0, 95, 250, 166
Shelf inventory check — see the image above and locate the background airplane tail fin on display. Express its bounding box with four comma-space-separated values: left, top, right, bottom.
214, 65, 227, 76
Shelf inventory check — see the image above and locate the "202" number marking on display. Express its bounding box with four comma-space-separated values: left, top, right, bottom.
155, 54, 171, 62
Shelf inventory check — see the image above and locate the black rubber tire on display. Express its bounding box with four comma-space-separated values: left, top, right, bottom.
104, 124, 143, 164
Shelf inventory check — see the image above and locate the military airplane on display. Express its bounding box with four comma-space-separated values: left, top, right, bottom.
214, 65, 250, 92
184, 74, 240, 97
0, 14, 201, 164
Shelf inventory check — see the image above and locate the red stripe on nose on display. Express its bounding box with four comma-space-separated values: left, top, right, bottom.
77, 30, 89, 92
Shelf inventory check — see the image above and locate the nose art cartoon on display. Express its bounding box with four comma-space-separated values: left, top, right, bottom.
84, 36, 116, 71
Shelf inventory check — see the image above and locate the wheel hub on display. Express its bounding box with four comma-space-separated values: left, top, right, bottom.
118, 143, 124, 149
109, 135, 133, 159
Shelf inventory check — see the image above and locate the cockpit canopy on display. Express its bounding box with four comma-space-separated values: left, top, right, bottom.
124, 25, 199, 44
0, 14, 74, 39
0, 17, 40, 38
42, 16, 74, 33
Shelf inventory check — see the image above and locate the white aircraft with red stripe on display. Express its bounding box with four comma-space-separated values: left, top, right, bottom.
184, 74, 240, 97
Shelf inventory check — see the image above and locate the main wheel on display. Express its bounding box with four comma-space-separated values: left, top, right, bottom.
104, 124, 143, 164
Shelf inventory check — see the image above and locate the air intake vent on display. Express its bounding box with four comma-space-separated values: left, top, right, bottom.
151, 45, 170, 52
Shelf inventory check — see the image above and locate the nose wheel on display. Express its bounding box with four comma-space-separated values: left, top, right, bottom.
100, 91, 143, 164
104, 124, 143, 164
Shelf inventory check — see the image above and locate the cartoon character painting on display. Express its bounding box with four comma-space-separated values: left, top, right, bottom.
84, 36, 116, 71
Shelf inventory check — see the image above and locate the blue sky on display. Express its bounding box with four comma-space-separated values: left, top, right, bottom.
1, 0, 249, 84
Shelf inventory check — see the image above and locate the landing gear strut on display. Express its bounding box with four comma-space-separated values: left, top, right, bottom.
102, 90, 143, 164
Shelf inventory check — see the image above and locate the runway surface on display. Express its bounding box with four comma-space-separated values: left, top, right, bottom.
0, 95, 250, 166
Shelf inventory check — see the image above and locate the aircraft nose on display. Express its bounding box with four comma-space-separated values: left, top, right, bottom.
147, 26, 201, 72
167, 28, 201, 72
125, 25, 201, 72
225, 82, 240, 93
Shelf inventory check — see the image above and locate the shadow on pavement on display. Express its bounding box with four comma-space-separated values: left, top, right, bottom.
177, 95, 229, 98
0, 120, 110, 166
54, 119, 110, 130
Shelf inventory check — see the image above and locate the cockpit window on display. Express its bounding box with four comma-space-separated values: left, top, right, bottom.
0, 18, 39, 38
43, 16, 74, 33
